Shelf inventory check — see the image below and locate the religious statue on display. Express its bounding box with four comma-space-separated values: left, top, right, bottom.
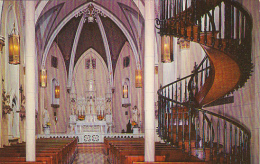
9, 96, 17, 137
2, 89, 12, 115
42, 108, 50, 128
131, 105, 139, 127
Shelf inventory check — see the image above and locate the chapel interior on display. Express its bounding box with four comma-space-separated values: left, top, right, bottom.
0, 0, 259, 163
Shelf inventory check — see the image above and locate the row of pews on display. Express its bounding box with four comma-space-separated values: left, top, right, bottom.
104, 137, 208, 164
0, 138, 78, 164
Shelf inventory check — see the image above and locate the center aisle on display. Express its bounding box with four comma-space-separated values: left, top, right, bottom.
73, 143, 109, 164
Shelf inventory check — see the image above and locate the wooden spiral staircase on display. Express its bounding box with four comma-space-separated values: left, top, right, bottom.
156, 0, 252, 163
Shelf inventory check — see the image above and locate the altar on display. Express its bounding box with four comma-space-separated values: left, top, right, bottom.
75, 119, 107, 134
68, 55, 113, 134
69, 113, 112, 134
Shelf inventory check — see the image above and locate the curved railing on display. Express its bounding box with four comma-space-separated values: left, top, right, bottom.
156, 0, 253, 89
156, 0, 252, 163
158, 60, 251, 162
158, 55, 214, 153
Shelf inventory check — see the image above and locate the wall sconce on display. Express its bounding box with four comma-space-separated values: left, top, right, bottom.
0, 36, 5, 52
40, 69, 47, 88
161, 35, 173, 63
122, 82, 128, 98
55, 85, 60, 98
9, 23, 20, 65
135, 69, 142, 88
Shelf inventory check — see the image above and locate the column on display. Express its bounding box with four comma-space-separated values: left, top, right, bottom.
0, 38, 3, 147
25, 1, 36, 161
144, 0, 155, 161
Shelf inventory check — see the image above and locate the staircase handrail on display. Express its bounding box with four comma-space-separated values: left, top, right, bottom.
158, 74, 193, 105
197, 108, 251, 139
158, 55, 209, 105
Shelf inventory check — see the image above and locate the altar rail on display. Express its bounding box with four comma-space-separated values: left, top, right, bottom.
37, 133, 144, 143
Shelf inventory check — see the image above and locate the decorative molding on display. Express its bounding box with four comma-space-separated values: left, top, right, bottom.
37, 133, 144, 143
75, 3, 106, 23
177, 38, 190, 49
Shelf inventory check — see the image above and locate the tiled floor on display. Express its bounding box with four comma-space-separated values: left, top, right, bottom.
73, 144, 109, 164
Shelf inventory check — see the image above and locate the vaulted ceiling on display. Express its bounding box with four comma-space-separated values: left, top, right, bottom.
35, 0, 145, 74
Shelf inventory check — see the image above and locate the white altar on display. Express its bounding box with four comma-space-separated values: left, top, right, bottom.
69, 56, 112, 134
69, 114, 110, 134
76, 119, 107, 134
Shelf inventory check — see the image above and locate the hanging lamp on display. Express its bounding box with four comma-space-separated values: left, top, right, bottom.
40, 69, 47, 88
161, 35, 173, 63
135, 69, 142, 88
55, 84, 60, 98
123, 82, 128, 98
9, 23, 20, 65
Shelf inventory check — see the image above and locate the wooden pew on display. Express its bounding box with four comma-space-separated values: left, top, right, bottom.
105, 137, 205, 164
133, 162, 208, 164
104, 137, 144, 154
109, 141, 204, 164
0, 138, 78, 164
0, 162, 46, 164
1, 146, 61, 163
125, 155, 166, 164
114, 148, 178, 164
0, 152, 59, 164
35, 137, 78, 163
0, 157, 52, 164
110, 145, 176, 163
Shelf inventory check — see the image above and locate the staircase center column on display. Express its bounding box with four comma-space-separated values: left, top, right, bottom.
25, 1, 36, 161
144, 0, 155, 162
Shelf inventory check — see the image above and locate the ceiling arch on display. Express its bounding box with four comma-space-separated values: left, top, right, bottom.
40, 2, 141, 71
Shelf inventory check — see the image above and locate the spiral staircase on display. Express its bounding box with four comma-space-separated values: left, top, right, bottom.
155, 0, 252, 163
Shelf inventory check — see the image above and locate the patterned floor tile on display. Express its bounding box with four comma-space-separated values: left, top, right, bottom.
73, 147, 109, 164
